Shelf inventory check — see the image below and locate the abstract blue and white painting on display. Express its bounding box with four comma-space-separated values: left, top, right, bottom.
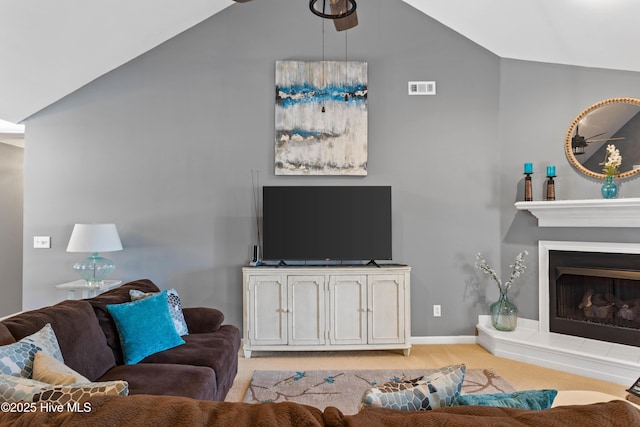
275, 61, 368, 175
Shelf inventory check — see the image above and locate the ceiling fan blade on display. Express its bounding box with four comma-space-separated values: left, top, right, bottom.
330, 0, 358, 31
586, 137, 625, 143
585, 132, 606, 140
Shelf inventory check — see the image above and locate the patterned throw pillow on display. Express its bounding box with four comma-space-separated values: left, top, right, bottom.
130, 288, 189, 336
108, 290, 186, 364
360, 364, 466, 411
0, 323, 64, 378
0, 373, 128, 403
0, 342, 41, 378
32, 352, 90, 385
20, 323, 64, 363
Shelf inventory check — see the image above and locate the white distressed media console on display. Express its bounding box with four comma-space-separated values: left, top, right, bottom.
242, 264, 411, 358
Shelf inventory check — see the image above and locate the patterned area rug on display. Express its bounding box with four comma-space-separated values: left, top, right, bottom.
242, 368, 515, 415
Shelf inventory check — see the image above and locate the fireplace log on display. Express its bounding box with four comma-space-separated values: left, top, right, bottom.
615, 298, 640, 321
619, 298, 640, 309
592, 293, 614, 306
579, 290, 614, 308
584, 304, 615, 319
580, 290, 616, 319
616, 306, 637, 321
578, 289, 594, 309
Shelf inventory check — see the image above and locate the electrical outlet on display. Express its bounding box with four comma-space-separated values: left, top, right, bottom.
34, 236, 51, 249
433, 304, 441, 317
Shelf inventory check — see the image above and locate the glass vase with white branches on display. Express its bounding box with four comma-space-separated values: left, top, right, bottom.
475, 251, 527, 331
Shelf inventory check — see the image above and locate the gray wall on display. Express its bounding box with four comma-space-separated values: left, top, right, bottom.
0, 143, 23, 316
22, 0, 640, 337
22, 0, 500, 336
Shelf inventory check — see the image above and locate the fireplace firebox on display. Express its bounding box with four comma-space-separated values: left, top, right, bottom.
549, 250, 640, 347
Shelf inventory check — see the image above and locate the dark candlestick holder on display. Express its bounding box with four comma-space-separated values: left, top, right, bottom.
546, 175, 556, 201
524, 173, 533, 201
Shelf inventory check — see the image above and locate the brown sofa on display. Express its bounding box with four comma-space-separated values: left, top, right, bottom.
0, 279, 241, 401
0, 394, 639, 426
2, 280, 639, 425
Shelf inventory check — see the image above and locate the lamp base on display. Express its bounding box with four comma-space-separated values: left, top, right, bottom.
73, 252, 115, 285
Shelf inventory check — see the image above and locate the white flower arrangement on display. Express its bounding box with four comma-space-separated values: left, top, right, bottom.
600, 144, 622, 177
475, 251, 528, 293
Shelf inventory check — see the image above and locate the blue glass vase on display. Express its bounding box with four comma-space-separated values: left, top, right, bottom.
490, 289, 518, 331
601, 175, 618, 199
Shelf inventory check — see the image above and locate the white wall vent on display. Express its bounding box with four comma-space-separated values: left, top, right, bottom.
408, 81, 436, 95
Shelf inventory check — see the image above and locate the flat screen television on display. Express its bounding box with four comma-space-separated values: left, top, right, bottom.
262, 186, 392, 262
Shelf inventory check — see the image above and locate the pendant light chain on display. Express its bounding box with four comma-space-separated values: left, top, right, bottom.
344, 29, 349, 101
322, 18, 326, 112
345, 29, 348, 62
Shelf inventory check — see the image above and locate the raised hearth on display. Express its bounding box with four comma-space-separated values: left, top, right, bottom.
477, 240, 640, 386
476, 316, 640, 386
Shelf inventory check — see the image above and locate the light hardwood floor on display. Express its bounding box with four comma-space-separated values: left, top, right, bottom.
225, 344, 631, 402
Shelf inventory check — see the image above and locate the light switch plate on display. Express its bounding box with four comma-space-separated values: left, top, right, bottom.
34, 236, 51, 249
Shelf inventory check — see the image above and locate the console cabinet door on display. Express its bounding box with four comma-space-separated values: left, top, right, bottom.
367, 274, 405, 344
328, 275, 367, 345
288, 275, 326, 346
247, 275, 287, 346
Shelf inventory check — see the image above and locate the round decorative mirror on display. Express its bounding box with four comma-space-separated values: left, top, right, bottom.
565, 97, 640, 179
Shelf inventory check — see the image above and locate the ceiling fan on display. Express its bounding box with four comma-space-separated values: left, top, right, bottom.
571, 125, 625, 155
233, 0, 358, 31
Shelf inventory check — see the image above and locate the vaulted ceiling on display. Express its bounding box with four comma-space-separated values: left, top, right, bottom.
2, 0, 639, 145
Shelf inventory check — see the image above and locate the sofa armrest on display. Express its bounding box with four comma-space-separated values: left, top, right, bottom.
0, 322, 16, 345
182, 307, 224, 333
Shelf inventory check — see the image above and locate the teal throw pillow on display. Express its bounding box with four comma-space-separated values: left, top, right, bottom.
129, 288, 189, 336
107, 290, 185, 364
454, 389, 558, 410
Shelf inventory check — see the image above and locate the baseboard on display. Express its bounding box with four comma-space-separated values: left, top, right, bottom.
239, 336, 478, 352
410, 336, 477, 345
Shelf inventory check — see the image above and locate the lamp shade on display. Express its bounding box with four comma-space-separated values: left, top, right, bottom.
66, 224, 123, 253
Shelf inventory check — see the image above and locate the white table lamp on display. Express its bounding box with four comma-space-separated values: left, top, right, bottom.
66, 224, 123, 286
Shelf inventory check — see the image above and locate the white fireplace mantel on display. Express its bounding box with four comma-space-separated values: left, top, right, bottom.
515, 198, 640, 227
